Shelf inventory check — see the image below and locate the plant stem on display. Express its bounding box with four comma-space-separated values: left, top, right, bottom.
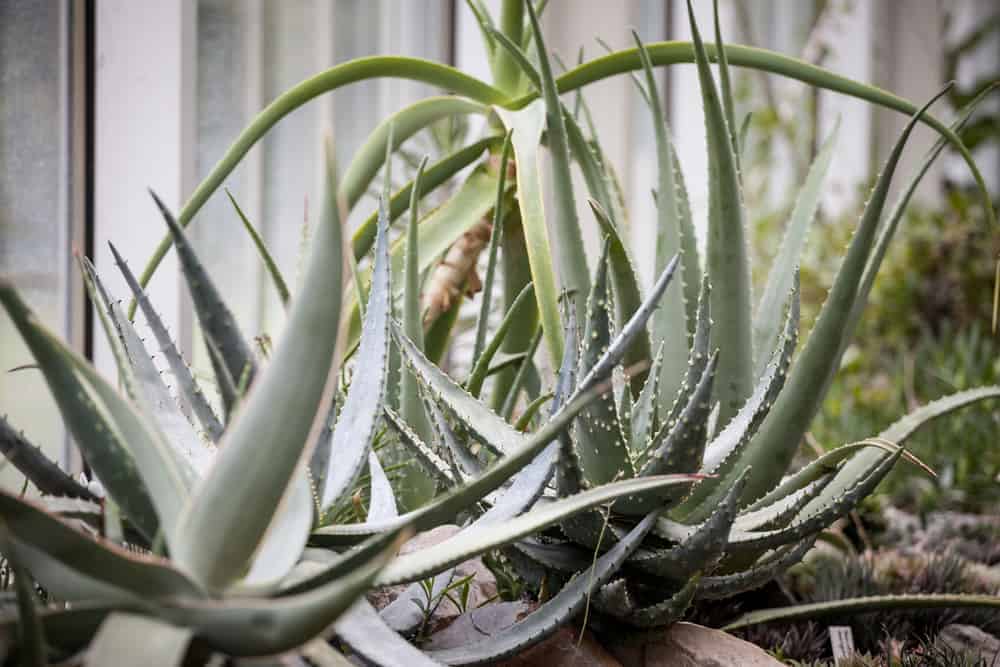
494, 0, 525, 95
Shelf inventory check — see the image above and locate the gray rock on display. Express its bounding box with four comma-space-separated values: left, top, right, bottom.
939, 624, 1000, 659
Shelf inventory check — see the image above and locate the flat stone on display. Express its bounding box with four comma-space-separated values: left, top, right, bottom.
493, 626, 623, 667
939, 624, 1000, 658
608, 622, 784, 667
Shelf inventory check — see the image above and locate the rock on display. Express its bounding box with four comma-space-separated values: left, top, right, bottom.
493, 626, 623, 667
423, 601, 532, 651
607, 623, 784, 667
938, 624, 1000, 658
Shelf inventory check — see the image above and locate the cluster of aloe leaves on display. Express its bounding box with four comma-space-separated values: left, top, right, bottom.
2, 0, 998, 664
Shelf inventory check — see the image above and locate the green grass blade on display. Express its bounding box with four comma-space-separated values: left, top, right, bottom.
752, 121, 838, 374
173, 131, 345, 592
687, 1, 754, 427
225, 189, 290, 307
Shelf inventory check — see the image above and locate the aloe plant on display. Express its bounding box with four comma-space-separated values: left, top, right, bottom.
2, 0, 997, 663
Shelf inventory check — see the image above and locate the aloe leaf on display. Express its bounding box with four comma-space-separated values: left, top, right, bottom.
727, 448, 903, 553
87, 613, 192, 667
367, 452, 399, 522
631, 472, 748, 580
577, 254, 680, 398
0, 489, 203, 598
464, 0, 498, 74
492, 0, 526, 94
634, 33, 697, 407
0, 416, 96, 499
742, 439, 898, 514
89, 260, 212, 477
352, 135, 501, 262
514, 392, 552, 431
687, 2, 754, 427
109, 244, 224, 441
488, 26, 541, 91
698, 537, 815, 600
322, 204, 391, 512
347, 167, 503, 348
637, 351, 718, 481
733, 474, 834, 532
588, 199, 650, 392
574, 242, 634, 486
723, 594, 1000, 631
1, 533, 46, 667
629, 343, 663, 454
737, 88, 950, 503
499, 327, 543, 420
800, 387, 1000, 523
472, 131, 513, 363
239, 470, 314, 591
423, 387, 482, 482
524, 0, 589, 327
542, 46, 992, 230
678, 278, 799, 520
0, 283, 189, 541
173, 136, 344, 592
845, 88, 993, 365
424, 512, 660, 665
151, 192, 255, 416
620, 576, 699, 628
712, 0, 739, 168
340, 96, 487, 217
378, 477, 694, 586
383, 407, 457, 489
753, 124, 837, 374
131, 46, 992, 315
335, 601, 445, 667
225, 189, 290, 307
395, 322, 530, 457
157, 533, 401, 656
314, 263, 682, 547
398, 157, 434, 499
496, 101, 563, 364
467, 283, 535, 398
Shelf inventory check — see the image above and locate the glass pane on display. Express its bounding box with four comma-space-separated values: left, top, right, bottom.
193, 0, 452, 378
0, 0, 75, 489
